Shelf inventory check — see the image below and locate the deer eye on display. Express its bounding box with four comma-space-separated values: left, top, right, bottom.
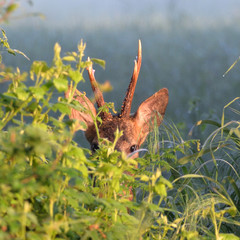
130, 144, 138, 153
91, 143, 99, 152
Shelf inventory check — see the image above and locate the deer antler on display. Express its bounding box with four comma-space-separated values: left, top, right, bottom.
87, 58, 112, 120
120, 40, 142, 118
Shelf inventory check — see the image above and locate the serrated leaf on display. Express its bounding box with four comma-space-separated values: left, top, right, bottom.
68, 146, 87, 163
15, 88, 29, 101
77, 192, 95, 205
51, 102, 70, 114
53, 78, 68, 92
69, 70, 82, 83
30, 61, 49, 79
26, 101, 38, 113
29, 86, 45, 100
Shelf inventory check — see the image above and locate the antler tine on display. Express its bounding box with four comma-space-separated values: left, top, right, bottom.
120, 40, 142, 117
87, 58, 111, 119
87, 59, 105, 108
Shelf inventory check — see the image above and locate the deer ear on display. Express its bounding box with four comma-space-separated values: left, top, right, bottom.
134, 88, 168, 144
65, 88, 97, 131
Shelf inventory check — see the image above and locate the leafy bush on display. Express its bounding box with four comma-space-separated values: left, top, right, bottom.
0, 30, 240, 239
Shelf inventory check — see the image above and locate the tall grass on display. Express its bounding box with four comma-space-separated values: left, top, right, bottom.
150, 99, 240, 238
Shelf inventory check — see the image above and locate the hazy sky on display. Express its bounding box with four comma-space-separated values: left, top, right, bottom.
17, 0, 240, 28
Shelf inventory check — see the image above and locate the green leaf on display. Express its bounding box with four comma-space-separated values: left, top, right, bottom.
15, 87, 29, 101
30, 61, 49, 76
159, 176, 173, 189
6, 3, 19, 13
68, 146, 87, 163
78, 164, 88, 179
154, 182, 167, 197
140, 175, 149, 181
51, 102, 70, 114
74, 191, 95, 205
91, 58, 106, 69
1, 29, 6, 38
62, 56, 76, 62
147, 202, 163, 212
53, 78, 68, 92
26, 232, 43, 240
219, 233, 240, 240
7, 49, 16, 56
69, 70, 82, 83
29, 86, 45, 100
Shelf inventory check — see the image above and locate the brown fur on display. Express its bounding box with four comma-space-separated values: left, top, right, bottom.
66, 87, 168, 157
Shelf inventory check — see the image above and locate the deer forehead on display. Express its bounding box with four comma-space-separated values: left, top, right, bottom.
86, 116, 139, 145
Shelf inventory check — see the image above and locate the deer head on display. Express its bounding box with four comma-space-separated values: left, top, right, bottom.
66, 40, 168, 158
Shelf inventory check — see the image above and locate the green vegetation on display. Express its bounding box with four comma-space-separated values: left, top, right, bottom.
1, 1, 240, 239
1, 28, 240, 239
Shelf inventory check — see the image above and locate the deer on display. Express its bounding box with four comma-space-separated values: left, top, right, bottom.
65, 40, 169, 159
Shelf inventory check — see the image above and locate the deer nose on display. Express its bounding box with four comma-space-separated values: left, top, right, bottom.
91, 143, 99, 152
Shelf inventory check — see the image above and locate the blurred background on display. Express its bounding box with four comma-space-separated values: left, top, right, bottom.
2, 0, 240, 143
